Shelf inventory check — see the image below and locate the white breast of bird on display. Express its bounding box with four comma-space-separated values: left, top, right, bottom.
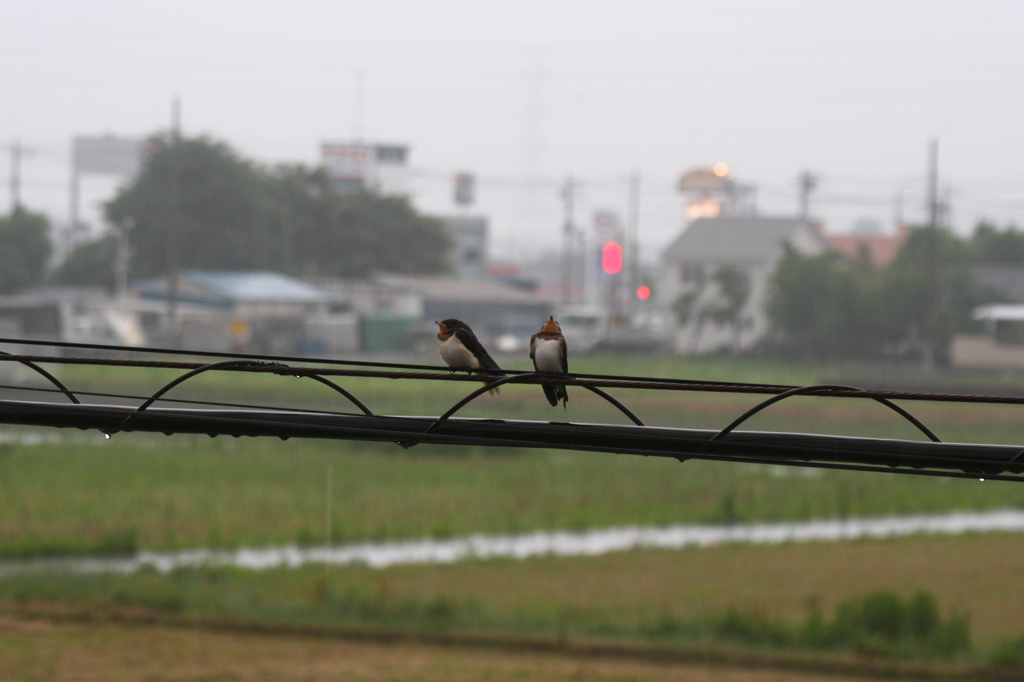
439, 334, 481, 369
532, 337, 563, 373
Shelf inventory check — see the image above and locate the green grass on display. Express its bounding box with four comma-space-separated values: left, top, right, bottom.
7, 354, 1024, 669
1, 434, 1024, 557
3, 352, 1024, 559
10, 532, 1024, 661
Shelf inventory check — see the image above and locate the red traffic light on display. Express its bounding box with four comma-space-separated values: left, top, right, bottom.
601, 241, 623, 274
636, 285, 651, 300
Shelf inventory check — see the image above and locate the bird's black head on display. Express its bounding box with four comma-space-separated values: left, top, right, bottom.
438, 318, 471, 332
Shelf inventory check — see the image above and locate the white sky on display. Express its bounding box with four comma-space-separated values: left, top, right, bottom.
2, 0, 1023, 263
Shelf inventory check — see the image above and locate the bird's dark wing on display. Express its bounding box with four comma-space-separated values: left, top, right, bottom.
558, 336, 569, 374
529, 334, 538, 363
454, 328, 502, 371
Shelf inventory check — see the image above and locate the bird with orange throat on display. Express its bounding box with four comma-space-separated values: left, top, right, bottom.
530, 316, 568, 408
435, 319, 505, 391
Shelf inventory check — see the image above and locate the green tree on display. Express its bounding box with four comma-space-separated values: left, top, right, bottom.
105, 134, 272, 278
50, 235, 117, 291
767, 245, 885, 360
881, 226, 980, 363
768, 227, 995, 363
971, 220, 1024, 264
264, 166, 451, 278
704, 266, 751, 351
0, 207, 52, 294
104, 135, 452, 280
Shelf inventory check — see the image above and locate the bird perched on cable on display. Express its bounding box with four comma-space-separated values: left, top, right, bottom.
435, 319, 505, 391
530, 316, 568, 408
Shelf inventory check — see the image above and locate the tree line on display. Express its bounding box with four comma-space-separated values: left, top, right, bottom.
766, 222, 1022, 363
52, 134, 452, 289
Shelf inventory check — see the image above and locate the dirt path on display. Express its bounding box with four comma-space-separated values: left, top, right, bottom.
0, 616, 898, 682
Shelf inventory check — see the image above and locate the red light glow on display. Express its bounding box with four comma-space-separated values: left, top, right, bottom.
601, 241, 623, 274
636, 285, 651, 300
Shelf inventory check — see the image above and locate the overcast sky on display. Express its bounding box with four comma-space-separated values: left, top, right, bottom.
2, 0, 1023, 262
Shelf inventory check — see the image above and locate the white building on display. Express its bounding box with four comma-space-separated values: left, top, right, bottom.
660, 217, 828, 354
320, 141, 409, 196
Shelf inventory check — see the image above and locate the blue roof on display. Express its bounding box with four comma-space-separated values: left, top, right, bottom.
134, 271, 326, 305
183, 271, 326, 302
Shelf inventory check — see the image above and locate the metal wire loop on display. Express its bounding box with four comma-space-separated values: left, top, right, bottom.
0, 350, 80, 404
107, 359, 373, 436
697, 384, 941, 455
402, 372, 645, 448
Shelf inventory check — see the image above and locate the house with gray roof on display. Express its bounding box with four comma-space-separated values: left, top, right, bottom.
660, 216, 828, 353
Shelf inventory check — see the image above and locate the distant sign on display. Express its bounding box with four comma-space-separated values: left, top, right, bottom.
321, 143, 373, 181
73, 135, 145, 177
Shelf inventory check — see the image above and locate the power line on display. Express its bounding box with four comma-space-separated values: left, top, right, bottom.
3, 140, 35, 211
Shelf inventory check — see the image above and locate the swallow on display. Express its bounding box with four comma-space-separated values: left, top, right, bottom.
436, 319, 505, 390
530, 316, 568, 408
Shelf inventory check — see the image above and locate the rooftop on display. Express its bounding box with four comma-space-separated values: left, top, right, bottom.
663, 216, 824, 264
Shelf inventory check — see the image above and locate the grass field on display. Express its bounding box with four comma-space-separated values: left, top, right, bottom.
4, 354, 1024, 674
3, 354, 1024, 558
2, 437, 1024, 557
2, 533, 1022, 642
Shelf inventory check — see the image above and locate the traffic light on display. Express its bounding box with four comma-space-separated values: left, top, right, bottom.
636, 285, 651, 300
454, 172, 475, 206
601, 241, 623, 274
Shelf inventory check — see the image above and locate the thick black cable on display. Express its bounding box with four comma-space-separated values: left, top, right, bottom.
406, 373, 645, 448
9, 401, 1021, 482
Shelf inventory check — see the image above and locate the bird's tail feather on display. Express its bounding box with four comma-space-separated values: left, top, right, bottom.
542, 384, 559, 407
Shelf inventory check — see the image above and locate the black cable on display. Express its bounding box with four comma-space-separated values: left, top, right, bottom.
0, 350, 80, 404
0, 382, 368, 418
0, 336, 797, 390
4, 400, 1021, 482
700, 384, 941, 453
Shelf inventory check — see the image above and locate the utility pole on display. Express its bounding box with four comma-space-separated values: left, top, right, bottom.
167, 97, 182, 347
923, 138, 939, 372
115, 216, 135, 299
560, 177, 576, 304
6, 140, 33, 212
627, 172, 641, 314
353, 70, 365, 142
892, 192, 904, 231
797, 170, 818, 222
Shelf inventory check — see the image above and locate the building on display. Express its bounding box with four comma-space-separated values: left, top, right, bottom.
953, 304, 1024, 369
314, 273, 554, 354
0, 286, 152, 347
660, 216, 828, 354
827, 226, 911, 267
320, 141, 409, 195
133, 271, 352, 355
440, 215, 488, 278
677, 165, 757, 222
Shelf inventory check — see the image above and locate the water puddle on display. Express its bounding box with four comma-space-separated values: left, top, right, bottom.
4, 509, 1024, 576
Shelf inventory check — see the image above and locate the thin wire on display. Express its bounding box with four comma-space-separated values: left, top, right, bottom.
4, 351, 1024, 407
0, 383, 369, 418
0, 336, 791, 388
